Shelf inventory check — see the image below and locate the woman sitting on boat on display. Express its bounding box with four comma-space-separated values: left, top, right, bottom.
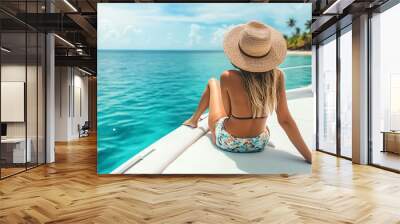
184, 21, 312, 163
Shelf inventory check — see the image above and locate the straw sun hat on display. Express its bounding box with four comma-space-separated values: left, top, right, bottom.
223, 21, 287, 73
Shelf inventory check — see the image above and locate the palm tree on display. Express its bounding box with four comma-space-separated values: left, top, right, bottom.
305, 20, 312, 32
285, 18, 312, 50
302, 32, 311, 50
295, 27, 301, 36
287, 18, 296, 29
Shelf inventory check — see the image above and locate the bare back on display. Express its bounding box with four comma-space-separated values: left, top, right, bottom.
220, 70, 280, 138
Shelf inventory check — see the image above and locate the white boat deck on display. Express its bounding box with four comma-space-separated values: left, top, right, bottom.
112, 86, 314, 175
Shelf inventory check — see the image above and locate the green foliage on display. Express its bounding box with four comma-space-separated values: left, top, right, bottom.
285, 19, 312, 50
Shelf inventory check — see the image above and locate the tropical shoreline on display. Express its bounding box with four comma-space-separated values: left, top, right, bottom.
287, 50, 312, 56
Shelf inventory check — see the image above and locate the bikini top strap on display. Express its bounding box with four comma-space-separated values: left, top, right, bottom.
230, 114, 267, 120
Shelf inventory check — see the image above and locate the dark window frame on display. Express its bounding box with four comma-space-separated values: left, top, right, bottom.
314, 19, 353, 161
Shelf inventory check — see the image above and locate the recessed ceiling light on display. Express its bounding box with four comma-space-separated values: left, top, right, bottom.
1, 47, 11, 53
54, 34, 75, 48
323, 0, 354, 15
78, 67, 93, 76
63, 0, 78, 12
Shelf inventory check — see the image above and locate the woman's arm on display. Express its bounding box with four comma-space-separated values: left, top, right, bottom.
275, 71, 312, 163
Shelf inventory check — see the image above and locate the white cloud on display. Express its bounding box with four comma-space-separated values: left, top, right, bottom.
122, 25, 143, 36
104, 30, 119, 40
188, 24, 202, 46
167, 32, 173, 40
211, 24, 236, 45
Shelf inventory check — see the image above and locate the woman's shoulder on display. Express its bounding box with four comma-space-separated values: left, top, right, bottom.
220, 70, 241, 81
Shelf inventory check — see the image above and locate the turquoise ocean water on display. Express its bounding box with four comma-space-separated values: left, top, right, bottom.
97, 50, 311, 174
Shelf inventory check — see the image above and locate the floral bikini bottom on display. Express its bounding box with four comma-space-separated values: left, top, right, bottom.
215, 117, 270, 153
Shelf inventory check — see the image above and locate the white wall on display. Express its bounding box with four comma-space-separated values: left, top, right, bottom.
1, 63, 46, 164
55, 66, 70, 141
1, 82, 25, 122
1, 65, 26, 139
71, 73, 89, 138
1, 64, 26, 81
1, 64, 39, 138
54, 67, 89, 141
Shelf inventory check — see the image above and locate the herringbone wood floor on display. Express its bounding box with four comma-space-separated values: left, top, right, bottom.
1, 135, 400, 224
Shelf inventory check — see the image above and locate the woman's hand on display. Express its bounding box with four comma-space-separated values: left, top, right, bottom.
278, 115, 313, 163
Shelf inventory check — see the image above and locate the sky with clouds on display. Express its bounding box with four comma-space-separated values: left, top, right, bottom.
98, 3, 311, 50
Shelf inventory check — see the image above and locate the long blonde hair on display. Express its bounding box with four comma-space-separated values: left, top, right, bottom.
238, 68, 281, 118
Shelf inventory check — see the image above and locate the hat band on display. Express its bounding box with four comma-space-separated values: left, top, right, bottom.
238, 43, 269, 59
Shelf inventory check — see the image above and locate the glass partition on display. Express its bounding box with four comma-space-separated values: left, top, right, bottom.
1, 31, 28, 178
0, 2, 46, 179
317, 35, 337, 154
370, 4, 400, 171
